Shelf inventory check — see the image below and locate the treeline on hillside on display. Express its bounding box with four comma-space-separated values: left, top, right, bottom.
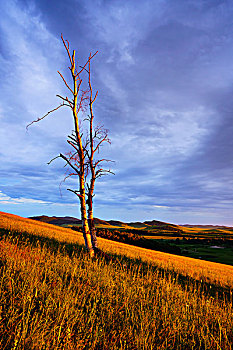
71, 227, 181, 254
115, 228, 183, 237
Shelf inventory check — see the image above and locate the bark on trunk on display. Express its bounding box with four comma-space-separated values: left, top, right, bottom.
87, 196, 97, 249
79, 175, 94, 257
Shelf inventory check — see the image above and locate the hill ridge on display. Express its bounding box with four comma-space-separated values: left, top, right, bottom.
29, 215, 180, 229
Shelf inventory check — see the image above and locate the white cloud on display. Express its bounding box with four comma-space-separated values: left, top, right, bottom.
0, 190, 50, 205
153, 205, 169, 208
0, 191, 11, 201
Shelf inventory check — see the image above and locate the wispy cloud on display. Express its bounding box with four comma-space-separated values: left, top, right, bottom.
0, 190, 50, 205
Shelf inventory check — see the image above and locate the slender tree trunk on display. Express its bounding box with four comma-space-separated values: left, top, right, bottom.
87, 57, 98, 250
87, 184, 97, 250
79, 175, 94, 256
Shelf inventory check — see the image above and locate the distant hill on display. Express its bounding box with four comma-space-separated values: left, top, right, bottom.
29, 216, 121, 227
144, 219, 180, 228
29, 215, 182, 231
108, 220, 126, 227
93, 218, 110, 226
144, 219, 173, 226
182, 224, 231, 229
29, 215, 82, 226
127, 221, 146, 228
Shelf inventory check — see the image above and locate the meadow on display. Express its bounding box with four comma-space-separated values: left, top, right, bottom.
0, 211, 233, 349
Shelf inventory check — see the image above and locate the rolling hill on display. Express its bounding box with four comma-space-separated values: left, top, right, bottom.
29, 215, 184, 231
28, 214, 233, 266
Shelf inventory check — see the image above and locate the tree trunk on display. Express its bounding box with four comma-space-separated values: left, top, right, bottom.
87, 73, 98, 250
87, 193, 97, 250
80, 177, 94, 257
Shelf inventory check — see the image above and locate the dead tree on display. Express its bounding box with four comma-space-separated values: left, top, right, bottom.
61, 51, 114, 253
27, 35, 111, 257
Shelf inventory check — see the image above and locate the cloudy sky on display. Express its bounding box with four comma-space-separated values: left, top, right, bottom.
1, 0, 233, 225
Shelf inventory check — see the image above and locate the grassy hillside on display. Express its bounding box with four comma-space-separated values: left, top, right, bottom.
0, 211, 233, 349
1, 211, 233, 287
29, 214, 233, 265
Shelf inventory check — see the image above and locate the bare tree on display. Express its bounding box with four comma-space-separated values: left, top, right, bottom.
27, 35, 113, 256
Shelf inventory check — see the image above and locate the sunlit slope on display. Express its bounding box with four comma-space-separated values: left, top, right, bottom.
1, 211, 233, 288
178, 224, 233, 236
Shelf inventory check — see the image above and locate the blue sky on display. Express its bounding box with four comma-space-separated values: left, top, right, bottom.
1, 0, 233, 225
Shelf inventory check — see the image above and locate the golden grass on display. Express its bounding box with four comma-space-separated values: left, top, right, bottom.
1, 211, 233, 349
0, 211, 84, 244
1, 233, 233, 349
143, 235, 180, 240
179, 225, 233, 235
1, 211, 233, 289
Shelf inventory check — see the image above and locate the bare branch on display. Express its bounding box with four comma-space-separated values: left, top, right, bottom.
59, 172, 78, 197
96, 169, 115, 179
67, 140, 80, 155
92, 91, 98, 104
26, 103, 66, 130
60, 153, 80, 175
94, 159, 114, 167
77, 79, 82, 92
94, 135, 110, 153
61, 33, 73, 66
77, 89, 89, 114
68, 135, 77, 143
47, 155, 60, 165
79, 66, 88, 74
57, 71, 74, 95
77, 51, 98, 76
66, 149, 80, 164
67, 188, 82, 198
56, 94, 73, 108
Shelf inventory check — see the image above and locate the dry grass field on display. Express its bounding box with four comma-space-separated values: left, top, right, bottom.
0, 211, 233, 349
1, 211, 233, 289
